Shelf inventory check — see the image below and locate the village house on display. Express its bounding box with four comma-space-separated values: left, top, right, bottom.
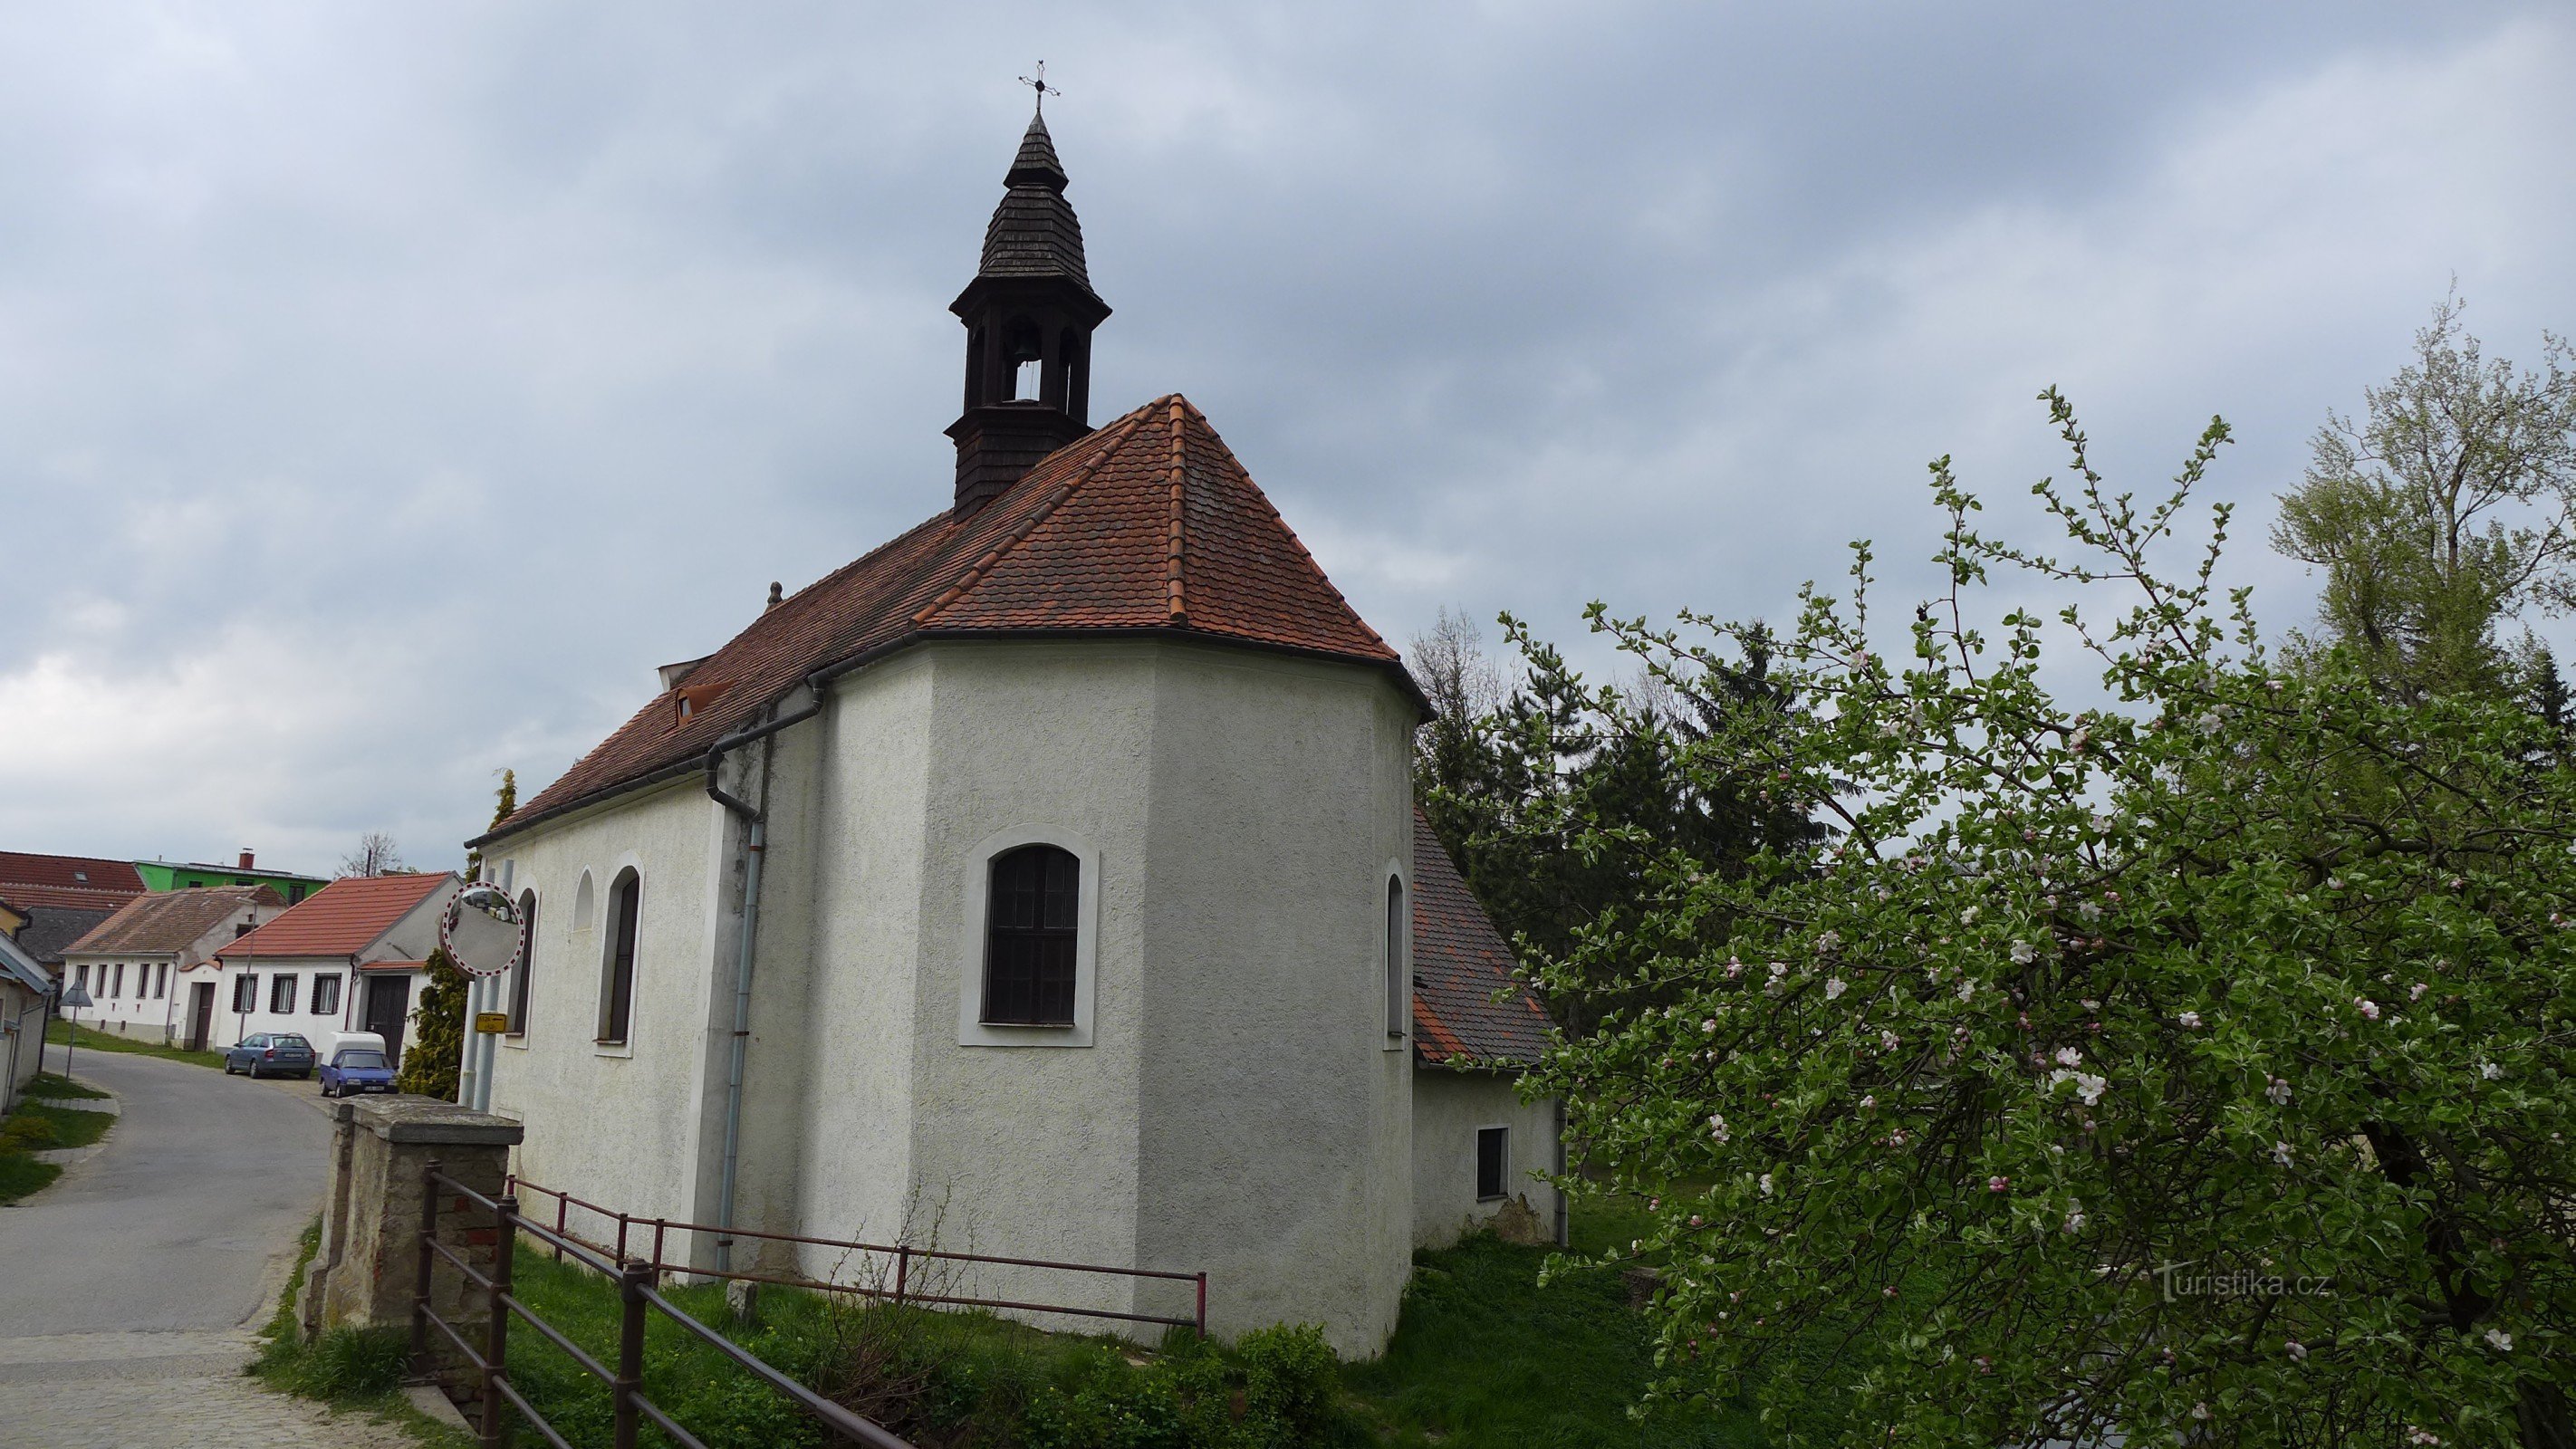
0, 850, 145, 988
0, 928, 52, 1113
60, 887, 284, 1050
213, 872, 459, 1065
466, 111, 1558, 1355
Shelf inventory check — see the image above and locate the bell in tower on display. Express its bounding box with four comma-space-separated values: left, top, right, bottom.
946, 105, 1113, 513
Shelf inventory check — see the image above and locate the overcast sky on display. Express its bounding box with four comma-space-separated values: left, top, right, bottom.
4, 3, 2571, 878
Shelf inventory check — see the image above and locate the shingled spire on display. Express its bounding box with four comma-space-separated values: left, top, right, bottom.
946, 107, 1112, 513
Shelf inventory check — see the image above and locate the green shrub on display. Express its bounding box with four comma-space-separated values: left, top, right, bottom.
1236, 1324, 1338, 1442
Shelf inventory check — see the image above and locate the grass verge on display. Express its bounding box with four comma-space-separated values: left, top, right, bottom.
1343, 1229, 1760, 1449
22, 1072, 110, 1100
0, 1073, 120, 1205
500, 1246, 1356, 1448
249, 1218, 475, 1448
45, 1018, 228, 1071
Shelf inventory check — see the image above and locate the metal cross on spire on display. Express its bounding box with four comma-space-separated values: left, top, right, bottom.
1018, 61, 1060, 114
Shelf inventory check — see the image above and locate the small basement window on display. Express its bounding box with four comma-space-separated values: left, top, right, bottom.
1475, 1126, 1510, 1202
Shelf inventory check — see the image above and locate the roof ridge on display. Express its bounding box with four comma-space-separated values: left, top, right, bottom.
1173, 397, 1400, 657
912, 407, 1151, 626
1165, 396, 1187, 624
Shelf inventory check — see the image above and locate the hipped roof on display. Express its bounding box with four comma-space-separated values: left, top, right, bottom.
484, 395, 1416, 844
67, 886, 281, 956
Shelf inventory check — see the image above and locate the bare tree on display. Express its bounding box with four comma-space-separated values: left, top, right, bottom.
338, 831, 406, 878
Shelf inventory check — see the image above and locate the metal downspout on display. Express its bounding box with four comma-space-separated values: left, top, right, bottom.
705, 678, 822, 1274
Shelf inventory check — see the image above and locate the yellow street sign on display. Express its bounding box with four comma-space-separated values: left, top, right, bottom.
473, 1012, 510, 1034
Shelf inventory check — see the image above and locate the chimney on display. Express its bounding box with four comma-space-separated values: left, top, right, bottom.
238, 849, 255, 869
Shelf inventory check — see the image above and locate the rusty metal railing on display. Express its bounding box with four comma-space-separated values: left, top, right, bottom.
413, 1161, 914, 1449
506, 1174, 1208, 1337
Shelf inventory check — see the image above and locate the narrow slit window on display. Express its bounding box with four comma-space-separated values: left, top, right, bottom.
982, 845, 1079, 1026
600, 869, 640, 1044
509, 889, 538, 1032
1386, 876, 1408, 1038
1476, 1127, 1510, 1202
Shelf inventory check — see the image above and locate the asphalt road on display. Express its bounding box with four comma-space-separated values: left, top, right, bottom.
0, 1048, 328, 1336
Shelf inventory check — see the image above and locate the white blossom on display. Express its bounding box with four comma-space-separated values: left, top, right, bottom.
1879, 1030, 1901, 1051
2064, 1205, 2086, 1233
2073, 1073, 2107, 1105
1960, 906, 1981, 926
1956, 979, 1975, 1002
2055, 1046, 2082, 1067
2265, 1077, 2292, 1107
1707, 1114, 1729, 1143
2177, 1010, 2202, 1028
2285, 1339, 2307, 1362
2010, 941, 2038, 965
1758, 1173, 1773, 1197
2485, 1329, 2514, 1352
2356, 998, 2381, 1021
2191, 1402, 2212, 1421
1824, 978, 1848, 1001
2273, 1141, 2295, 1167
2481, 1062, 2504, 1080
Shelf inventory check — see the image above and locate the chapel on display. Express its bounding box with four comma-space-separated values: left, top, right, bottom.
468, 107, 1556, 1353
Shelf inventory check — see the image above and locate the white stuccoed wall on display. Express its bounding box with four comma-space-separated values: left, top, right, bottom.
1132, 643, 1417, 1353
484, 636, 1419, 1353
1410, 1069, 1562, 1250
483, 777, 734, 1256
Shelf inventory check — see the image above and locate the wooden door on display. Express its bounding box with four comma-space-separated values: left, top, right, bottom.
186, 983, 216, 1052
362, 975, 411, 1067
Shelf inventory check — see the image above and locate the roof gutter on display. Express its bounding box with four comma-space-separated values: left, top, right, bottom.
704, 674, 825, 1275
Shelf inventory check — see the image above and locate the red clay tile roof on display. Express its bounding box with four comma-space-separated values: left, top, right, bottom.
1411, 810, 1552, 1070
66, 886, 281, 955
0, 852, 146, 912
485, 395, 1415, 842
217, 873, 457, 960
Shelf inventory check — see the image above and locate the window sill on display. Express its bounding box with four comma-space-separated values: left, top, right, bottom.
959, 1020, 1091, 1050
591, 1039, 634, 1060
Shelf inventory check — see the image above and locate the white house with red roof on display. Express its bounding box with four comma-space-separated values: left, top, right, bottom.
62, 886, 285, 1050
212, 872, 460, 1066
467, 112, 1557, 1355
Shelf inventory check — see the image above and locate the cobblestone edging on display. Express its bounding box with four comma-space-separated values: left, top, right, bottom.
31, 1087, 120, 1168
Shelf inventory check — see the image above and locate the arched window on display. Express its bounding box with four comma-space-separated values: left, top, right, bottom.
598, 869, 640, 1044
508, 889, 538, 1033
1386, 876, 1408, 1039
572, 869, 596, 932
982, 844, 1079, 1026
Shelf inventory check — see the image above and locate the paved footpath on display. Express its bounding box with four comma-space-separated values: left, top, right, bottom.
0, 1049, 416, 1447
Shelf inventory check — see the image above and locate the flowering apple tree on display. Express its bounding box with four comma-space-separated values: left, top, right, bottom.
1511, 393, 2574, 1446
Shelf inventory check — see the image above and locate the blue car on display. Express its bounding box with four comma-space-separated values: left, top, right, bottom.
319, 1033, 398, 1099
224, 1032, 315, 1080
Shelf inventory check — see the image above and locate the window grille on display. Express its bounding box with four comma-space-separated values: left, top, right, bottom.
982, 845, 1079, 1026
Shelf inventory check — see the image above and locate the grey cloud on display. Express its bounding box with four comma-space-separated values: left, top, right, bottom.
2, 2, 2570, 873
